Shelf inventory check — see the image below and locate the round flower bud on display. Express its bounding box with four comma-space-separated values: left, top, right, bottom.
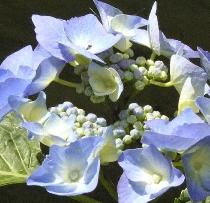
146, 59, 155, 66
143, 105, 153, 113
77, 108, 85, 116
134, 68, 144, 80
86, 113, 97, 123
135, 81, 145, 91
132, 106, 144, 118
127, 115, 137, 124
76, 115, 86, 124
74, 122, 81, 128
133, 121, 143, 130
109, 53, 124, 63
154, 60, 168, 72
123, 135, 132, 145
49, 107, 57, 113
160, 71, 168, 81
123, 53, 129, 59
82, 121, 93, 129
130, 129, 141, 140
116, 138, 124, 150
128, 103, 139, 111
146, 112, 155, 121
161, 115, 169, 121
125, 48, 134, 58
130, 64, 138, 72
62, 101, 74, 110
96, 118, 107, 126
84, 86, 93, 97
120, 120, 129, 129
138, 66, 148, 76
84, 128, 93, 136
153, 111, 161, 118
113, 128, 126, 138
66, 107, 78, 116
119, 109, 129, 120
136, 56, 146, 66
76, 128, 84, 137
118, 59, 136, 70
59, 112, 68, 118
124, 71, 134, 81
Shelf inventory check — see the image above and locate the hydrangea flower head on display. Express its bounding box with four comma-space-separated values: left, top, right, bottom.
27, 136, 102, 196
118, 145, 184, 203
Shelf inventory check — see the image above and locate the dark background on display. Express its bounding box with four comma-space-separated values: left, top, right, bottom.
0, 0, 210, 202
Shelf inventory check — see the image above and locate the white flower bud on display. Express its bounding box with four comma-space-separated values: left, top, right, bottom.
143, 105, 153, 113
123, 135, 132, 145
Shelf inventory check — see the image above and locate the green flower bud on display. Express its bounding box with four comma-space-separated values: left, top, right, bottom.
161, 115, 169, 121
124, 71, 134, 81
76, 128, 84, 137
123, 53, 130, 59
136, 56, 146, 66
146, 112, 155, 121
139, 66, 148, 76
127, 115, 137, 124
130, 129, 141, 140
90, 95, 105, 103
160, 71, 168, 81
116, 138, 124, 150
125, 48, 134, 58
109, 53, 124, 63
76, 115, 86, 123
146, 59, 155, 66
143, 105, 153, 113
133, 121, 143, 130
135, 80, 145, 91
123, 135, 132, 145
152, 111, 161, 118
130, 64, 138, 72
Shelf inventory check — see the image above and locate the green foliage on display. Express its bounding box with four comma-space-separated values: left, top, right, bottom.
0, 113, 41, 186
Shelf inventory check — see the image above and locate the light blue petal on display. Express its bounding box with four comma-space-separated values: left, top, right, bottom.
182, 136, 210, 202
0, 46, 34, 76
63, 14, 120, 58
196, 96, 210, 124
0, 78, 30, 119
111, 14, 147, 37
93, 0, 122, 32
0, 69, 14, 82
32, 15, 74, 62
145, 119, 169, 134
178, 76, 207, 113
170, 54, 205, 93
131, 29, 151, 48
26, 56, 65, 95
8, 91, 48, 122
198, 47, 210, 79
117, 173, 151, 203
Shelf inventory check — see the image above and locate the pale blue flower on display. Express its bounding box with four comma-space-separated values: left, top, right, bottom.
118, 145, 184, 203
8, 91, 48, 123
93, 0, 147, 52
22, 113, 77, 146
142, 108, 210, 152
182, 136, 210, 202
0, 45, 65, 119
132, 2, 198, 58
27, 136, 102, 196
32, 14, 121, 63
88, 62, 123, 102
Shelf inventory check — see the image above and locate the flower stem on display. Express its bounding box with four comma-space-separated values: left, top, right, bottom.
99, 170, 118, 202
54, 77, 79, 88
149, 80, 174, 88
150, 52, 157, 61
70, 195, 102, 203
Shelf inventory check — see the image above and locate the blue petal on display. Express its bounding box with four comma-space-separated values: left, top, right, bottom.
182, 136, 210, 202
198, 47, 210, 79
93, 0, 122, 32
196, 96, 210, 124
26, 56, 65, 95
32, 15, 75, 62
0, 46, 34, 77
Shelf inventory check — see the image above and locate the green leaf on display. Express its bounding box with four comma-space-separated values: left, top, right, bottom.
0, 113, 41, 186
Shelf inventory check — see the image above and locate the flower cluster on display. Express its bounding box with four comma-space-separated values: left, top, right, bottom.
1, 0, 210, 203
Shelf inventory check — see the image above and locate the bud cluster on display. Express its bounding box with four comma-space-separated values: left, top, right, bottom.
113, 103, 169, 150
49, 101, 107, 137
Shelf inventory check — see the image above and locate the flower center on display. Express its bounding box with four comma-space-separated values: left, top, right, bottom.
68, 170, 81, 182
152, 174, 162, 184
